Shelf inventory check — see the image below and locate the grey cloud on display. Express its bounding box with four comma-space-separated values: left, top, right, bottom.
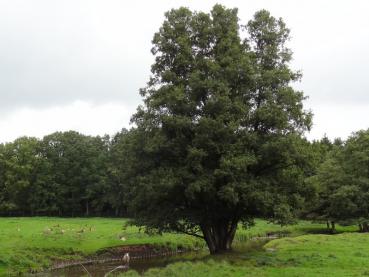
0, 0, 154, 111
1, 0, 369, 114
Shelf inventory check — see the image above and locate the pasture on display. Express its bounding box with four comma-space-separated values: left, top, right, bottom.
122, 232, 369, 276
0, 217, 366, 276
0, 217, 199, 275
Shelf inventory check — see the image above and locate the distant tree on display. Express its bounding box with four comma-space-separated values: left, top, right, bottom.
128, 6, 312, 254
80, 135, 111, 215
303, 136, 335, 220
0, 143, 7, 212
0, 131, 130, 216
41, 131, 110, 216
108, 128, 138, 216
311, 129, 369, 232
0, 137, 46, 215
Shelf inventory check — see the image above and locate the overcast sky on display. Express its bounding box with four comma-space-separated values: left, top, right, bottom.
1, 0, 368, 143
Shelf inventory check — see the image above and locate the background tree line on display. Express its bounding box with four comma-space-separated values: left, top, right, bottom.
0, 130, 130, 216
1, 128, 367, 231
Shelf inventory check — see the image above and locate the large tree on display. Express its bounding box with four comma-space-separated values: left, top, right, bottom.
128, 5, 312, 254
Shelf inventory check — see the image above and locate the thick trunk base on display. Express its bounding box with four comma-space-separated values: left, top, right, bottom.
201, 220, 238, 255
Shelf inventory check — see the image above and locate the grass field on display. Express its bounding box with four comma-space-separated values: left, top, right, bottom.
0, 217, 366, 276
0, 217, 201, 275
122, 232, 369, 277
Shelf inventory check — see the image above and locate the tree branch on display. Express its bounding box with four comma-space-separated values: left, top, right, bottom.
172, 226, 204, 239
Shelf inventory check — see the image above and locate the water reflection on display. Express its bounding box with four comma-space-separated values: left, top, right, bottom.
32, 251, 207, 277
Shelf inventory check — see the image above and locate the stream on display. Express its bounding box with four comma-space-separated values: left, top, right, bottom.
30, 234, 281, 276
31, 251, 207, 277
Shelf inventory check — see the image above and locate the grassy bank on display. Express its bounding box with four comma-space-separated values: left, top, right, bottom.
0, 217, 362, 276
122, 232, 369, 277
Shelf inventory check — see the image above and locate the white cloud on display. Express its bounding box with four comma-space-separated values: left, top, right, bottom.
0, 101, 136, 143
306, 103, 369, 140
0, 0, 368, 142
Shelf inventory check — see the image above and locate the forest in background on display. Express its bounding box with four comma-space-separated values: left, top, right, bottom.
0, 128, 368, 228
0, 130, 129, 216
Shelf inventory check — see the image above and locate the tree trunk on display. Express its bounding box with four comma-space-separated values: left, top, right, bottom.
363, 222, 369, 232
330, 221, 336, 234
200, 220, 238, 254
326, 221, 330, 230
86, 201, 89, 216
359, 223, 363, 232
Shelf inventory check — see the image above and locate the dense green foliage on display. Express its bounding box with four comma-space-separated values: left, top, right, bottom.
0, 130, 130, 216
308, 129, 369, 231
127, 5, 312, 253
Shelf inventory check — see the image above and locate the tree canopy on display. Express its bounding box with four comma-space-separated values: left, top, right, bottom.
0, 130, 129, 217
128, 5, 312, 253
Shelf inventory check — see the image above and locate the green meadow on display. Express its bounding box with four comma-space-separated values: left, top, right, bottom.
123, 231, 369, 277
0, 217, 200, 275
0, 217, 367, 276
